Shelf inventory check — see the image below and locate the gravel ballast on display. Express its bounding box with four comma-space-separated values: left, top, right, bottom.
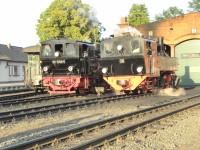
104, 107, 200, 150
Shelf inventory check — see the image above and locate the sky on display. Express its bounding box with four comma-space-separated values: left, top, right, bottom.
0, 0, 191, 47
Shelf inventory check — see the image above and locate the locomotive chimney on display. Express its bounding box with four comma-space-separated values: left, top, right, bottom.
158, 37, 164, 47
158, 37, 164, 55
7, 43, 11, 49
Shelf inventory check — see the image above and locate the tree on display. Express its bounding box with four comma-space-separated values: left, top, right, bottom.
36, 0, 102, 42
188, 0, 200, 12
128, 4, 150, 26
155, 6, 184, 21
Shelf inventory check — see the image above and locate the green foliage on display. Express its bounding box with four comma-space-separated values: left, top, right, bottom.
188, 0, 200, 12
155, 6, 184, 21
36, 0, 102, 42
128, 4, 149, 26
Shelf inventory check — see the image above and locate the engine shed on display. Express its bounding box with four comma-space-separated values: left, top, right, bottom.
136, 12, 200, 87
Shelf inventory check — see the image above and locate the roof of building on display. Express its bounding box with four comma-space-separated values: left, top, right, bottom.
23, 45, 40, 53
0, 44, 27, 62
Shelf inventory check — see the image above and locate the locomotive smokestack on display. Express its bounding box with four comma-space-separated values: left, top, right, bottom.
158, 37, 164, 55
7, 43, 11, 49
158, 37, 164, 47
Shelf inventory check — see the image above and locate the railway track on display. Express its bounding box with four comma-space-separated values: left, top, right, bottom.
0, 93, 71, 107
0, 86, 193, 107
0, 94, 147, 123
0, 91, 45, 101
0, 87, 193, 107
2, 93, 200, 150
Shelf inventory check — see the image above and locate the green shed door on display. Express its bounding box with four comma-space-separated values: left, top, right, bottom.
175, 39, 200, 86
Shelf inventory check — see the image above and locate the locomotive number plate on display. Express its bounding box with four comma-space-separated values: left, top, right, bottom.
52, 60, 65, 64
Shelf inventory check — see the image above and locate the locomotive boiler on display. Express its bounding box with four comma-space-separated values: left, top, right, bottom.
99, 35, 178, 94
40, 38, 100, 95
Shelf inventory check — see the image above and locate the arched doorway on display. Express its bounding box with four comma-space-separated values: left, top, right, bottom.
175, 39, 200, 86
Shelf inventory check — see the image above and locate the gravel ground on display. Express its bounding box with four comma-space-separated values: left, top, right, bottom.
103, 107, 200, 150
0, 94, 181, 148
0, 93, 178, 137
0, 101, 139, 148
0, 86, 199, 149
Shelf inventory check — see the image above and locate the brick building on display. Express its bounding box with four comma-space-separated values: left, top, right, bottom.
136, 12, 200, 57
136, 12, 200, 86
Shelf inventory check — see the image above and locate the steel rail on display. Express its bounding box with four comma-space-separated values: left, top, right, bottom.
2, 94, 200, 150
72, 101, 200, 150
0, 91, 43, 101
0, 94, 69, 107
0, 87, 193, 106
0, 94, 145, 123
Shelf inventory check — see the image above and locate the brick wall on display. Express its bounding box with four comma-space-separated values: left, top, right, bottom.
136, 12, 200, 57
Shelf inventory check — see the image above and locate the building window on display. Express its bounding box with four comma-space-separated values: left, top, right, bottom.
14, 66, 18, 76
23, 66, 25, 76
9, 65, 19, 76
9, 66, 12, 76
148, 31, 153, 37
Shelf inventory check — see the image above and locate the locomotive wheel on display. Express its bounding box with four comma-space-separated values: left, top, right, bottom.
152, 87, 158, 94
76, 88, 88, 96
142, 87, 148, 94
76, 88, 80, 95
35, 89, 39, 93
124, 90, 130, 94
40, 89, 44, 93
131, 89, 138, 95
136, 89, 142, 94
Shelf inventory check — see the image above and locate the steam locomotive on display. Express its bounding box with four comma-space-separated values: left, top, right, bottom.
40, 38, 100, 95
39, 35, 179, 95
99, 35, 179, 94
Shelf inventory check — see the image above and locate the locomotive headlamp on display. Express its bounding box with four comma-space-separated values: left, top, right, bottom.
136, 66, 143, 73
68, 66, 74, 72
43, 66, 48, 72
117, 45, 123, 51
54, 51, 60, 57
102, 67, 108, 74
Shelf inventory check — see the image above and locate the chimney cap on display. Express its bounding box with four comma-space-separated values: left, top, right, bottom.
7, 43, 11, 49
119, 17, 128, 25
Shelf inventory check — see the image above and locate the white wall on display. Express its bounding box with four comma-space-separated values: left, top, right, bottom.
0, 60, 26, 82
0, 61, 8, 82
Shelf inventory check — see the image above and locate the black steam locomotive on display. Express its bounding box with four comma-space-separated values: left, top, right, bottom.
40, 38, 100, 94
99, 35, 178, 94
